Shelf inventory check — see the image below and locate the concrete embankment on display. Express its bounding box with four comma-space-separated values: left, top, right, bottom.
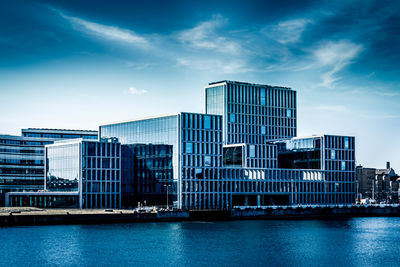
1, 205, 400, 226
232, 205, 400, 219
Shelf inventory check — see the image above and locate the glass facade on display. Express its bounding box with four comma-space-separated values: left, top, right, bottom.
44, 139, 121, 209
46, 143, 80, 192
206, 85, 224, 116
121, 144, 173, 208
0, 129, 98, 206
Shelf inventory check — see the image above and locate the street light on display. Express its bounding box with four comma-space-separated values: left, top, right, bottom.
164, 184, 171, 210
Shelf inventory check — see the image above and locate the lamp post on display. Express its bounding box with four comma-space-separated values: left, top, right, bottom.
164, 184, 171, 210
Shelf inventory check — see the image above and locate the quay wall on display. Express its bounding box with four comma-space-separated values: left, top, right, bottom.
1, 206, 400, 226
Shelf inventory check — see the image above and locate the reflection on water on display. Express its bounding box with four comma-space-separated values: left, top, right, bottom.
1, 218, 400, 266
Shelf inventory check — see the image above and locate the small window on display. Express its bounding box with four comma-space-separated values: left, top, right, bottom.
341, 161, 346, 171
331, 150, 336, 160
230, 114, 236, 123
287, 109, 292, 118
186, 143, 193, 154
204, 156, 211, 167
204, 115, 211, 129
249, 145, 255, 158
344, 137, 349, 149
261, 126, 266, 135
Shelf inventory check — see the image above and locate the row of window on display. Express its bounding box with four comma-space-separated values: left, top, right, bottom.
182, 113, 222, 130
0, 148, 43, 154
24, 133, 97, 139
183, 129, 222, 143
83, 156, 120, 169
0, 159, 43, 165
226, 83, 296, 108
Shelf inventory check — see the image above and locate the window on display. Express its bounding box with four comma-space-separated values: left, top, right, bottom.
230, 114, 236, 123
260, 88, 266, 105
204, 115, 211, 129
287, 109, 292, 118
341, 161, 346, 171
331, 150, 336, 160
261, 126, 266, 135
344, 137, 349, 149
249, 145, 255, 158
204, 156, 211, 167
186, 143, 193, 154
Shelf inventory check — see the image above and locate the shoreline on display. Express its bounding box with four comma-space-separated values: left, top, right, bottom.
1, 205, 400, 226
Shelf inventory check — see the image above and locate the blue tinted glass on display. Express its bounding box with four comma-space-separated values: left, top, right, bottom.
230, 114, 235, 123
287, 109, 292, 118
261, 88, 266, 105
204, 116, 211, 129
186, 143, 193, 153
344, 137, 349, 149
331, 150, 336, 160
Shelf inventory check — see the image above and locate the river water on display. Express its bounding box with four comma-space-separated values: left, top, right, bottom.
1, 217, 399, 266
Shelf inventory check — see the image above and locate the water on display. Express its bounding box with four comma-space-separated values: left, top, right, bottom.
1, 218, 400, 266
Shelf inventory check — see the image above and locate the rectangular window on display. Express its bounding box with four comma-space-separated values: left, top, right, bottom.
261, 126, 266, 135
341, 161, 346, 171
204, 115, 211, 129
186, 143, 193, 154
230, 114, 236, 123
249, 145, 255, 158
204, 156, 211, 167
331, 150, 336, 160
344, 137, 349, 149
261, 88, 266, 105
287, 109, 292, 118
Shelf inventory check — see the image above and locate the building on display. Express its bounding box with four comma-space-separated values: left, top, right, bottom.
6, 138, 121, 209
276, 135, 356, 204
0, 128, 98, 205
357, 162, 399, 203
121, 144, 173, 208
99, 81, 356, 209
100, 112, 223, 209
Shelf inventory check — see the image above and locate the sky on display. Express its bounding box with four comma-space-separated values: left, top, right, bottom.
0, 0, 399, 170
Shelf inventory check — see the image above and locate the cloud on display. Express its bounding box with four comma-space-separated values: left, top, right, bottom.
263, 19, 312, 44
178, 14, 241, 54
129, 87, 147, 95
176, 57, 250, 74
313, 40, 362, 87
58, 11, 148, 46
312, 105, 348, 112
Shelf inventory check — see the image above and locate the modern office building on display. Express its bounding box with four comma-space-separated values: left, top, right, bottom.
121, 144, 173, 208
6, 80, 357, 209
276, 135, 356, 204
100, 112, 223, 209
6, 138, 121, 209
0, 128, 98, 205
98, 81, 356, 209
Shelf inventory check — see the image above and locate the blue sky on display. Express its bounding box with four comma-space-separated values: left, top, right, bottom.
0, 0, 399, 170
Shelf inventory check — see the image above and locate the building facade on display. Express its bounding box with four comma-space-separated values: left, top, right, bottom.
0, 128, 97, 205
98, 81, 356, 209
46, 138, 121, 209
357, 162, 399, 203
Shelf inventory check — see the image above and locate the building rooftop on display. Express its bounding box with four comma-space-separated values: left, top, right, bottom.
22, 128, 98, 134
207, 80, 292, 90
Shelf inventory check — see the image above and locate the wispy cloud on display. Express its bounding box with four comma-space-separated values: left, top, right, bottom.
263, 19, 312, 44
129, 87, 147, 95
178, 14, 241, 54
57, 11, 148, 46
313, 40, 362, 88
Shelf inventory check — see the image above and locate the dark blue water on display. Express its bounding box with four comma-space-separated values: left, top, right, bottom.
1, 218, 399, 266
